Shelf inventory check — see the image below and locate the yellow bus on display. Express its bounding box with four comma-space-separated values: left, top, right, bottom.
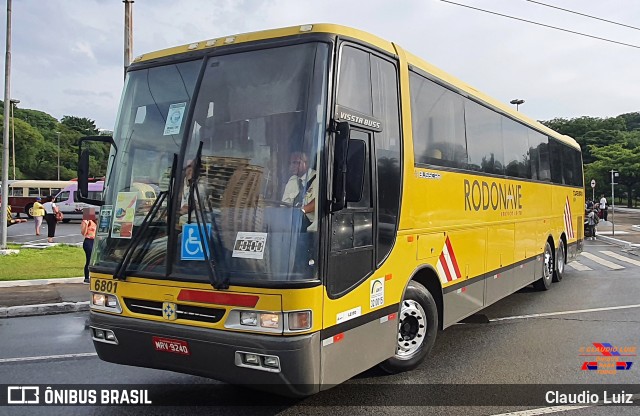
79, 23, 584, 396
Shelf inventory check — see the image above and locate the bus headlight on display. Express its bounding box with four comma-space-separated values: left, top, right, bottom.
91, 292, 122, 313
259, 313, 279, 328
227, 310, 283, 332
240, 311, 258, 326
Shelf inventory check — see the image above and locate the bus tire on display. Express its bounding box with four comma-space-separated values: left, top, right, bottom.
533, 241, 554, 291
24, 203, 34, 219
552, 241, 565, 282
379, 280, 438, 374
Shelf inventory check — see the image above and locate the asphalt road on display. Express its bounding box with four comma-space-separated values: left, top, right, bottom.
5, 220, 85, 245
1, 239, 639, 415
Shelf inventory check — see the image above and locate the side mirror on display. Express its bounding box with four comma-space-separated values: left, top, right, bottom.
331, 121, 350, 212
77, 135, 116, 206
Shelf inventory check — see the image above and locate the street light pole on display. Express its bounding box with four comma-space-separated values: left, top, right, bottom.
510, 99, 525, 111
10, 98, 19, 180
124, 0, 134, 76
1, 0, 13, 251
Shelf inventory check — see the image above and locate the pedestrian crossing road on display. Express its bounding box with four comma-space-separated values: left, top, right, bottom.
568, 246, 640, 271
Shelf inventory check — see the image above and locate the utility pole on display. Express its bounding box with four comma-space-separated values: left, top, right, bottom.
1, 0, 13, 251
611, 169, 618, 236
10, 98, 19, 180
124, 0, 134, 77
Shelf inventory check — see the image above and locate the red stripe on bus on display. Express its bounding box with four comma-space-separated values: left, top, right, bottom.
439, 252, 453, 282
177, 290, 259, 307
445, 237, 462, 279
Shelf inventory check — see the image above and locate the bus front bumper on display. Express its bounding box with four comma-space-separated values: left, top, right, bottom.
90, 311, 322, 396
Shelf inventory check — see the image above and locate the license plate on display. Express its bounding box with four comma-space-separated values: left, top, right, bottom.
152, 336, 190, 355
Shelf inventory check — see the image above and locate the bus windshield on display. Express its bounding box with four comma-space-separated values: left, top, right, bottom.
93, 42, 329, 284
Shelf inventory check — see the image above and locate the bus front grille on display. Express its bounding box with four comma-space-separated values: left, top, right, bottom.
123, 298, 226, 324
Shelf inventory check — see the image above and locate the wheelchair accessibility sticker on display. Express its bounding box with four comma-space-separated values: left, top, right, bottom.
181, 223, 212, 261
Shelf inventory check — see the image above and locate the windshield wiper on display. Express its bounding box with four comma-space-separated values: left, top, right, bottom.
188, 142, 229, 290
114, 154, 178, 281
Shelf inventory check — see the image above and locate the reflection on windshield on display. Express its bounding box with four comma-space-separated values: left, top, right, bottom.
93, 42, 329, 284
176, 43, 329, 283
92, 60, 202, 274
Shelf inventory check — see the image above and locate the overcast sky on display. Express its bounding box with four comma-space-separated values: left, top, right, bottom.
1, 0, 639, 130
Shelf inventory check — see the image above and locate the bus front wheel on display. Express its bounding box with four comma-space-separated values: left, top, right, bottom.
379, 280, 438, 374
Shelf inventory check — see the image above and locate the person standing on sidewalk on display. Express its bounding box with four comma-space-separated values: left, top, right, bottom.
42, 196, 60, 243
32, 197, 45, 236
599, 194, 608, 222
80, 210, 97, 284
586, 207, 599, 240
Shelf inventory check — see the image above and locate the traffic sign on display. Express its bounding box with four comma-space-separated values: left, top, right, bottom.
590, 179, 596, 188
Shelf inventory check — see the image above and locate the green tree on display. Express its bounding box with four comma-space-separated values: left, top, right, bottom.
0, 115, 47, 179
588, 143, 640, 208
61, 115, 99, 136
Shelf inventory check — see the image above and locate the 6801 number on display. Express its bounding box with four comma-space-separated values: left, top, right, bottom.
93, 279, 118, 293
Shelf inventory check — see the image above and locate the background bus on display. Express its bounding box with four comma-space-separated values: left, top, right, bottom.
8, 180, 73, 217
54, 181, 104, 223
81, 24, 583, 396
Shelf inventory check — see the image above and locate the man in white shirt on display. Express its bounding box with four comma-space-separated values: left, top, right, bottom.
282, 152, 317, 231
599, 194, 608, 222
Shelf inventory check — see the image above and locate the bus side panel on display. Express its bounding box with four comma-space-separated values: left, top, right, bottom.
319, 314, 397, 386
485, 225, 514, 305
440, 228, 486, 327
513, 220, 539, 288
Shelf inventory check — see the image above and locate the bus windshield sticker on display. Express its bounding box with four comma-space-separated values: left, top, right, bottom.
232, 232, 268, 260
111, 192, 137, 239
336, 306, 361, 324
370, 277, 385, 309
163, 102, 187, 136
181, 223, 212, 261
335, 105, 383, 132
98, 205, 113, 235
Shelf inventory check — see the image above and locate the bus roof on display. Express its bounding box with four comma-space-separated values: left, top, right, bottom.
134, 23, 579, 151
9, 180, 74, 188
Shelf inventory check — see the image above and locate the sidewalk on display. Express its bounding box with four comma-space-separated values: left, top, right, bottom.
1, 209, 639, 318
0, 278, 90, 318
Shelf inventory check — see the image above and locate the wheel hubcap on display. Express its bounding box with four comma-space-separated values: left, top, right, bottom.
543, 245, 553, 281
396, 299, 427, 359
557, 245, 565, 274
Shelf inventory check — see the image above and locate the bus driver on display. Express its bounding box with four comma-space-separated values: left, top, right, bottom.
282, 152, 317, 231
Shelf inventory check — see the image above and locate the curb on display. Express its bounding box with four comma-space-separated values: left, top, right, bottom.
0, 277, 84, 288
594, 234, 638, 249
0, 301, 89, 318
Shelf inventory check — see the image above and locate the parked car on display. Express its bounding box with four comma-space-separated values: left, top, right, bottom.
54, 181, 104, 222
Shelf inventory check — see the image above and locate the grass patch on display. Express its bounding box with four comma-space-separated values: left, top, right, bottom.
0, 244, 84, 280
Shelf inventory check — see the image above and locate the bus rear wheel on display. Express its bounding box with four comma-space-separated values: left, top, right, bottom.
533, 241, 554, 291
552, 241, 565, 282
379, 280, 438, 374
